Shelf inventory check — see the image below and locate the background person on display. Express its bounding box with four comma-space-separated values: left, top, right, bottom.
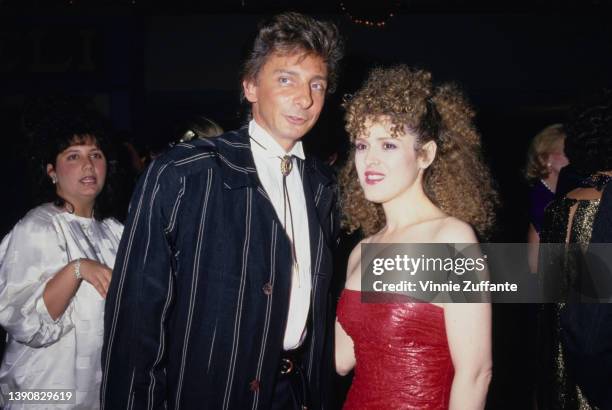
0, 106, 123, 409
174, 115, 224, 143
538, 89, 612, 410
525, 124, 569, 272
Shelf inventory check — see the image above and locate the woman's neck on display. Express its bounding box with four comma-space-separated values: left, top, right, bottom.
73, 204, 94, 218
57, 196, 94, 218
542, 172, 559, 193
381, 185, 441, 234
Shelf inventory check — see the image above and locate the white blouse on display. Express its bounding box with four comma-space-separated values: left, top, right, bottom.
0, 203, 123, 409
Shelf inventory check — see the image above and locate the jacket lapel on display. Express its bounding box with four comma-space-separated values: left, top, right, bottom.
213, 127, 259, 190
215, 129, 335, 276
299, 157, 335, 273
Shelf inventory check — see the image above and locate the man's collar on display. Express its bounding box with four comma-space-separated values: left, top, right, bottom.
248, 120, 306, 160
215, 128, 333, 192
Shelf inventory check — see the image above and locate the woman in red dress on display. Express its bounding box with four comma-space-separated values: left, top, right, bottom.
336, 66, 497, 409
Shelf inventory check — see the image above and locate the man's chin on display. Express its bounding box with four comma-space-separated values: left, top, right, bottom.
285, 120, 315, 134
280, 130, 309, 143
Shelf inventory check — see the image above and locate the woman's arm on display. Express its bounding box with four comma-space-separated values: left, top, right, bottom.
527, 223, 540, 273
335, 319, 356, 376
436, 219, 492, 409
0, 214, 77, 347
335, 242, 362, 375
43, 258, 112, 320
445, 302, 492, 410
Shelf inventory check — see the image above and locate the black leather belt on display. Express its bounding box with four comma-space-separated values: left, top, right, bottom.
274, 345, 310, 409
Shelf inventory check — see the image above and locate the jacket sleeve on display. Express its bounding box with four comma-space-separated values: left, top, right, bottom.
0, 214, 75, 348
101, 159, 180, 410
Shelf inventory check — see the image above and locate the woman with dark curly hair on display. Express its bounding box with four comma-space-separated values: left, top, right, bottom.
537, 89, 612, 410
0, 106, 123, 409
335, 66, 497, 409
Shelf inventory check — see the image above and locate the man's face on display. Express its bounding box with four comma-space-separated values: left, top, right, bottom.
243, 51, 328, 151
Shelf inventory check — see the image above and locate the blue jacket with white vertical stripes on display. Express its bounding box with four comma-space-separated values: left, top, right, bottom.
101, 128, 339, 410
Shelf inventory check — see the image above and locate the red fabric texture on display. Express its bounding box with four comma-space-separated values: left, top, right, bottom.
337, 289, 454, 410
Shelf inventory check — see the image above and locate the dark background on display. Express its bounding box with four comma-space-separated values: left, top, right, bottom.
1, 0, 611, 408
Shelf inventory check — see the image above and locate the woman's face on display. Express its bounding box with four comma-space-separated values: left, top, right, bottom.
547, 139, 569, 174
354, 119, 427, 204
47, 135, 107, 209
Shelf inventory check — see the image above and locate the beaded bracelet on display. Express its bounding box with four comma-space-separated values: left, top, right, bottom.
74, 258, 82, 280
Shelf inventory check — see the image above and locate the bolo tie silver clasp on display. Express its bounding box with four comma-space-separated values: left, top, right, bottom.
280, 155, 293, 176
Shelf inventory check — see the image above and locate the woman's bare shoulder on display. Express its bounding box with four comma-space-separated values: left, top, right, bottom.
566, 187, 602, 201
345, 236, 372, 284
346, 238, 365, 270
433, 217, 478, 243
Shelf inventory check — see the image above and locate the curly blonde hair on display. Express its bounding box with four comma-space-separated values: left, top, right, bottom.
339, 65, 498, 238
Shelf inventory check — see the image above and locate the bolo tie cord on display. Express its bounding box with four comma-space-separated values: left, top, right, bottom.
250, 136, 300, 285
280, 155, 300, 286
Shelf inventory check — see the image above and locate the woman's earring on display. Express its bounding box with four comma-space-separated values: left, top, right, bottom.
51, 175, 57, 184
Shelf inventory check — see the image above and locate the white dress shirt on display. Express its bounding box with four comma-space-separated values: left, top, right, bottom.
249, 120, 312, 350
0, 203, 123, 409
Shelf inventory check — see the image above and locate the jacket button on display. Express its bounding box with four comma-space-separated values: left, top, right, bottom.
249, 379, 260, 391
262, 282, 273, 295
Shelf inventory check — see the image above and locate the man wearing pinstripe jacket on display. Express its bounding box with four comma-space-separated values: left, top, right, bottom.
101, 12, 344, 410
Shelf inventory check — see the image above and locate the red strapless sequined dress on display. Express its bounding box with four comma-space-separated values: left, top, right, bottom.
337, 289, 454, 410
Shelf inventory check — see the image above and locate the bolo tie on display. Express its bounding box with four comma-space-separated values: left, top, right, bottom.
251, 137, 300, 285
280, 155, 300, 285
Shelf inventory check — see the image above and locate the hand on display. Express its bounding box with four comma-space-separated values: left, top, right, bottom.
76, 259, 112, 298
